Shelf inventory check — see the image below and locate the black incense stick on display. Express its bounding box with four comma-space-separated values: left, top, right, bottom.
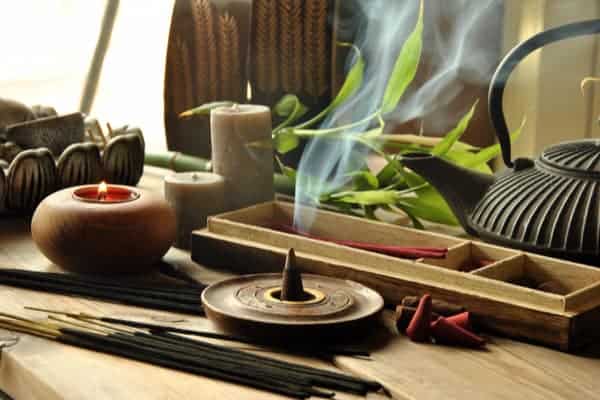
0, 313, 382, 398
0, 270, 204, 315
26, 307, 371, 358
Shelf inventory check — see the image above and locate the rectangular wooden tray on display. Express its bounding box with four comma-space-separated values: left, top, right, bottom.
191, 201, 600, 351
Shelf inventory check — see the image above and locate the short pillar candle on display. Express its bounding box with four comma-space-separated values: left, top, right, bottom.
164, 172, 225, 249
210, 104, 274, 211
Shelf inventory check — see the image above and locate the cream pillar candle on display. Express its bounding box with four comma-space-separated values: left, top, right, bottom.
210, 104, 274, 210
164, 172, 225, 249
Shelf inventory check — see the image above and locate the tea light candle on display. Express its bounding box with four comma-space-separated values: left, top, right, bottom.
164, 172, 225, 249
31, 182, 176, 274
210, 104, 274, 210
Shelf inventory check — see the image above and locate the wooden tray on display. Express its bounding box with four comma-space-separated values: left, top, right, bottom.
191, 201, 600, 351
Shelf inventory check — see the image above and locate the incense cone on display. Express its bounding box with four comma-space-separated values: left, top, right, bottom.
401, 296, 464, 316
405, 294, 432, 342
280, 248, 305, 301
394, 305, 439, 333
445, 312, 472, 331
430, 317, 485, 348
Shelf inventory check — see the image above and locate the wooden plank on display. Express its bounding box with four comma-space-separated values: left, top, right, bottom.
335, 311, 600, 400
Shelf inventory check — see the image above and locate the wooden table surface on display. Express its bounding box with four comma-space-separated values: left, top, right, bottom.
0, 167, 599, 400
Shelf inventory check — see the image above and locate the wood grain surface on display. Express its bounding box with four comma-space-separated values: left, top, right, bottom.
0, 166, 598, 399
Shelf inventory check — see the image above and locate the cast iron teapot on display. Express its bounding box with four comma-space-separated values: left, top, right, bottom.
402, 20, 600, 264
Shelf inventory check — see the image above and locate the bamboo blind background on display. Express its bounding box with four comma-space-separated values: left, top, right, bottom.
164, 0, 333, 158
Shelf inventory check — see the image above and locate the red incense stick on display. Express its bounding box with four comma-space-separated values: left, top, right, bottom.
273, 224, 447, 259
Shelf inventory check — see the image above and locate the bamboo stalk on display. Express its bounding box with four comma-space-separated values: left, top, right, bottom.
144, 152, 296, 195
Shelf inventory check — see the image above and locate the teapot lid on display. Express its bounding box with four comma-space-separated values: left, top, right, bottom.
540, 139, 600, 176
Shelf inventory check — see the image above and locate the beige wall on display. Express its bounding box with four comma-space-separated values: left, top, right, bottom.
502, 0, 600, 165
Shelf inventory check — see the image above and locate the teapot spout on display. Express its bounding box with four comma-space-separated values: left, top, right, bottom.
402, 153, 495, 234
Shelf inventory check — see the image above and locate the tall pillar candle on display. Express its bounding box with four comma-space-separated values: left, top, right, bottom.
164, 172, 225, 249
210, 104, 274, 210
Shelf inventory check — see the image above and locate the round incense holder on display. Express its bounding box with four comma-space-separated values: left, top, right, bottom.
202, 273, 384, 342
31, 183, 175, 274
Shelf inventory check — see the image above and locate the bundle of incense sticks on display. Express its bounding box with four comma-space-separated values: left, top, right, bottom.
24, 307, 370, 358
0, 310, 382, 398
0, 269, 205, 315
275, 224, 448, 259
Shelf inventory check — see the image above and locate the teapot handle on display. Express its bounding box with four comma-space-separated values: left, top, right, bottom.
488, 19, 600, 168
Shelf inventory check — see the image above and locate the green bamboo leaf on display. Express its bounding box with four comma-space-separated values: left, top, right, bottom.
431, 100, 478, 156
465, 118, 526, 168
399, 186, 459, 226
380, 0, 424, 114
275, 156, 297, 180
331, 44, 365, 109
179, 101, 235, 118
273, 128, 300, 154
348, 170, 379, 190
390, 203, 425, 229
295, 44, 365, 129
275, 94, 302, 117
443, 149, 493, 175
363, 205, 377, 220
273, 94, 308, 132
376, 160, 401, 187
330, 190, 401, 206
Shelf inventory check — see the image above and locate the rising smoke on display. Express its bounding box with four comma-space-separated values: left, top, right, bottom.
293, 0, 502, 230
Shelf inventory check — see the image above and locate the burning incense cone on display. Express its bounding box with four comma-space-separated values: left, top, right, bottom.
401, 296, 464, 317
430, 317, 485, 348
394, 305, 440, 333
280, 248, 305, 301
445, 312, 472, 331
405, 294, 432, 342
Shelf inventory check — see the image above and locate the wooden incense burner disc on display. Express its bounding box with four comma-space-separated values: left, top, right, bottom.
202, 273, 384, 342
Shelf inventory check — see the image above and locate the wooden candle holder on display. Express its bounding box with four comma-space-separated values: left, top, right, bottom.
192, 201, 600, 351
32, 184, 175, 274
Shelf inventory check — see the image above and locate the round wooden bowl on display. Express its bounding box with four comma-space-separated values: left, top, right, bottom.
31, 184, 176, 274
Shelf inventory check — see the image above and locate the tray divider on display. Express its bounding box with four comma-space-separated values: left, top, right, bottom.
564, 281, 600, 311
470, 254, 525, 280
418, 241, 471, 271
